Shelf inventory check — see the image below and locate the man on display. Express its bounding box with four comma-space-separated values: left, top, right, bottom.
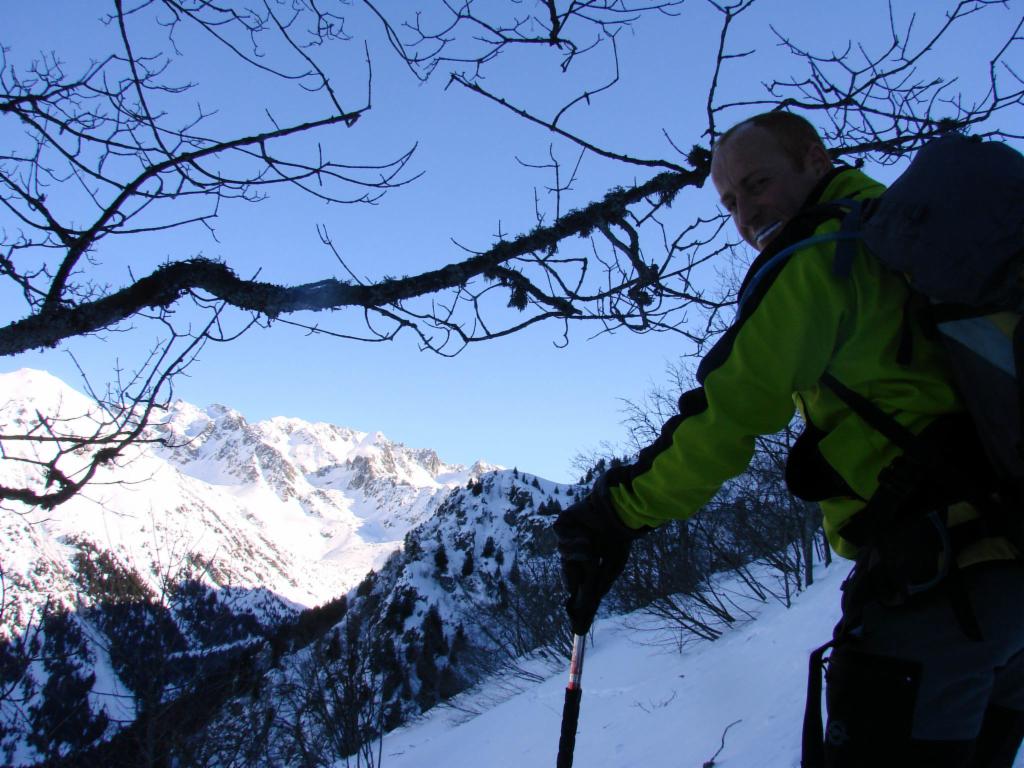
554, 112, 1024, 766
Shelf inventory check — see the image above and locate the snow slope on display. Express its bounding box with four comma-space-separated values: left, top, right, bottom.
379, 560, 1024, 768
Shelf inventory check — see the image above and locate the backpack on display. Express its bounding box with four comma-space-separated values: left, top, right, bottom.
800, 135, 1024, 768
824, 133, 1024, 484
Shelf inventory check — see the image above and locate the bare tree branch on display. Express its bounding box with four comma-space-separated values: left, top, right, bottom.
1, 0, 1020, 508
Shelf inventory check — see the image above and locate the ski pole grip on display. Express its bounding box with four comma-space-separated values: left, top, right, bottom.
557, 686, 582, 768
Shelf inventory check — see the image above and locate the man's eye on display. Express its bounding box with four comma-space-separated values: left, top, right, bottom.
750, 177, 769, 193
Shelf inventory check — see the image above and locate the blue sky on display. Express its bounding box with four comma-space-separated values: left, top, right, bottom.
2, 1, 1019, 482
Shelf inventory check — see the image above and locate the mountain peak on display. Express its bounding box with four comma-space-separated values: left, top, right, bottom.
2, 368, 496, 609
0, 367, 96, 415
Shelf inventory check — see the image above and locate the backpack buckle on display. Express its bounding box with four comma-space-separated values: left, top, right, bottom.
904, 511, 953, 597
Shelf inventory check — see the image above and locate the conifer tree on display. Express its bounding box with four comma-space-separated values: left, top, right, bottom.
434, 543, 449, 576
27, 608, 108, 760
481, 536, 496, 559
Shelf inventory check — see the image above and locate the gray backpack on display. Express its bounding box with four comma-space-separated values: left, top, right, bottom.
826, 133, 1024, 482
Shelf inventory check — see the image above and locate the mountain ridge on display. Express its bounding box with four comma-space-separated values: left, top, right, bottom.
0, 367, 501, 619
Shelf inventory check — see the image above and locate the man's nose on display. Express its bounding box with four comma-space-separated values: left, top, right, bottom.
735, 195, 757, 230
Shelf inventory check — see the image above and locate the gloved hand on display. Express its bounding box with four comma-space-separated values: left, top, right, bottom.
553, 490, 645, 636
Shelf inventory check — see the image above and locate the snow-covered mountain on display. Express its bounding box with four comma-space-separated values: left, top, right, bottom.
0, 368, 586, 766
1, 368, 524, 765
174, 465, 575, 768
0, 367, 497, 626
3, 367, 892, 768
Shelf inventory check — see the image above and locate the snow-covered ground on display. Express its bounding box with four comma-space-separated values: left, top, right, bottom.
379, 560, 1024, 768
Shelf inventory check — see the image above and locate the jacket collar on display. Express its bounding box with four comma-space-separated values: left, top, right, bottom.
814, 165, 886, 205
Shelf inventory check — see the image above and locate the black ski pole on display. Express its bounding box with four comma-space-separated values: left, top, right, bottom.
556, 633, 587, 768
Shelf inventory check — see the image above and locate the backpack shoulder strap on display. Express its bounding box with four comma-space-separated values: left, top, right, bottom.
819, 373, 919, 453
771, 197, 871, 282
736, 194, 874, 313
737, 232, 852, 309
828, 198, 870, 279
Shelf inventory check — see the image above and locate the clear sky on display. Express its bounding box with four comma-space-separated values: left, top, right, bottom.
2, 1, 1019, 483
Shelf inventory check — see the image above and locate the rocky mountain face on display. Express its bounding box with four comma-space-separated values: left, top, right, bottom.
0, 369, 495, 618
178, 467, 576, 768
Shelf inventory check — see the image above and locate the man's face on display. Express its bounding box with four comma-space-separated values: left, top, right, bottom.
711, 125, 830, 251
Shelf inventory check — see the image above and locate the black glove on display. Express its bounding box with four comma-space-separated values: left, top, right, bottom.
553, 488, 645, 636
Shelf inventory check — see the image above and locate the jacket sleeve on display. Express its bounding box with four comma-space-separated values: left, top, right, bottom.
607, 237, 855, 530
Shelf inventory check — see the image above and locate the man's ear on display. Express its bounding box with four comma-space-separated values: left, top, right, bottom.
805, 143, 833, 178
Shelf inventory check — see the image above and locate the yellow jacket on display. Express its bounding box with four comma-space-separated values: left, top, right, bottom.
607, 167, 965, 559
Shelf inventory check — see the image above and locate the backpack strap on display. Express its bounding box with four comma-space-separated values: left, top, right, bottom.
1016, 318, 1024, 462
737, 231, 860, 314
828, 199, 867, 279
737, 230, 864, 317
819, 373, 919, 453
826, 197, 920, 366
737, 195, 872, 315
801, 637, 835, 768
819, 374, 957, 546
